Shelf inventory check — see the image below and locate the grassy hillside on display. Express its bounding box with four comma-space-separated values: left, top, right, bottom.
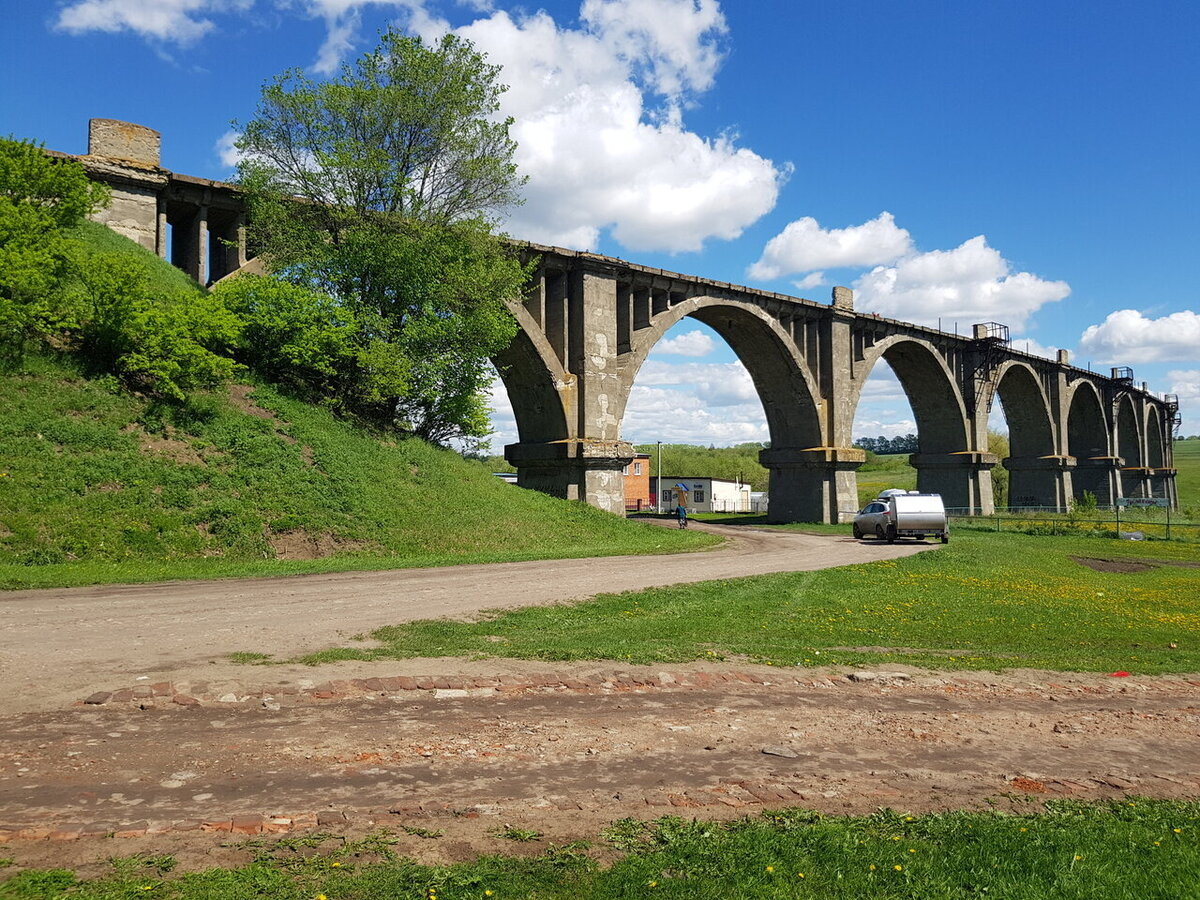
0, 353, 715, 589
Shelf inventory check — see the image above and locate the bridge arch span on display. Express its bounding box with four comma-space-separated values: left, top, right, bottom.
619, 295, 824, 450
1146, 405, 1166, 468
856, 335, 970, 455
1067, 380, 1117, 504
981, 361, 1063, 508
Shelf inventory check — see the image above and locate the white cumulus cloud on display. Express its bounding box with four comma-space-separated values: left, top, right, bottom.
53, 0, 786, 253
1077, 309, 1200, 364
852, 235, 1070, 331
654, 329, 716, 356
457, 4, 785, 252
55, 0, 251, 44
748, 212, 913, 281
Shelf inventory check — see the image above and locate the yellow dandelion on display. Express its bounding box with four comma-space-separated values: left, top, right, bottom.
894, 865, 903, 871
1019, 827, 1027, 832
648, 881, 657, 888
869, 864, 876, 871
1154, 841, 1161, 846
909, 848, 916, 853
331, 862, 342, 868
1073, 855, 1083, 861
485, 892, 494, 897
1174, 828, 1182, 833
796, 872, 805, 878
766, 865, 775, 873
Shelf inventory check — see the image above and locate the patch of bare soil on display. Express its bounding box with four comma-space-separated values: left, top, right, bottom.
0, 666, 1196, 874
228, 384, 298, 444
267, 529, 375, 560
1074, 555, 1200, 573
122, 424, 213, 467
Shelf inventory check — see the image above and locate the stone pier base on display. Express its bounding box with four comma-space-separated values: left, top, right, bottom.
505, 440, 635, 516
1072, 456, 1123, 506
1003, 455, 1074, 510
909, 452, 997, 514
759, 447, 864, 524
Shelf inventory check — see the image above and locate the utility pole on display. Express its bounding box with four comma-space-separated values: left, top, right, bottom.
657, 441, 663, 511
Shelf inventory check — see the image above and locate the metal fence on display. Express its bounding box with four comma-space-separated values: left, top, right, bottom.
945, 507, 1200, 541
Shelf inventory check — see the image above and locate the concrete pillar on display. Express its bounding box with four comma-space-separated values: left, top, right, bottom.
207, 211, 247, 281
1002, 455, 1074, 510
760, 447, 864, 523
908, 452, 997, 513
505, 440, 634, 514
1149, 468, 1178, 505
170, 204, 207, 284
156, 198, 168, 259
1072, 457, 1123, 506
762, 286, 865, 524
504, 261, 631, 516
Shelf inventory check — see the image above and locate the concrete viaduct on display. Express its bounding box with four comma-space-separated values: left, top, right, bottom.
63, 119, 1180, 522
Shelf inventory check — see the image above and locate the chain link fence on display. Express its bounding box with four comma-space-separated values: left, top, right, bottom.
945, 507, 1199, 542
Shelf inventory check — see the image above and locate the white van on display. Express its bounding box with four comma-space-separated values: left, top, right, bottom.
853, 492, 949, 543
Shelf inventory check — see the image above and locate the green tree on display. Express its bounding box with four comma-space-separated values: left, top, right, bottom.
0, 138, 108, 363
233, 29, 531, 444
988, 428, 1010, 507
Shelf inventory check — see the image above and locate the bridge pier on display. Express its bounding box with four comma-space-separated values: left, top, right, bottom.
1071, 456, 1123, 506
1149, 468, 1178, 505
505, 440, 634, 515
759, 447, 864, 524
909, 452, 997, 513
1120, 466, 1155, 500
1002, 455, 1074, 510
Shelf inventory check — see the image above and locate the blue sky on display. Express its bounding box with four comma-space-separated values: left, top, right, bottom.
3, 0, 1198, 448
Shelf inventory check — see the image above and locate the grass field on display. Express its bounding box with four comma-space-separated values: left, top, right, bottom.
2, 802, 1196, 899
289, 528, 1200, 675
1174, 438, 1200, 511
0, 353, 715, 590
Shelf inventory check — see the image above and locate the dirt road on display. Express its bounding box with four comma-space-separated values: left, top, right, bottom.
0, 524, 928, 713
0, 525, 1196, 873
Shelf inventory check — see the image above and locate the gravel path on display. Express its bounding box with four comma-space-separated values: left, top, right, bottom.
0, 524, 930, 713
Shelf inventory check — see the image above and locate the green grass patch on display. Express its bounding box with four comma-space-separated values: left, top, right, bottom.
2, 802, 1197, 898
1175, 438, 1200, 513
297, 529, 1200, 674
0, 353, 715, 589
856, 453, 917, 506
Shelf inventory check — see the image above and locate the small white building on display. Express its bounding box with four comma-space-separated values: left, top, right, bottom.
650, 477, 753, 513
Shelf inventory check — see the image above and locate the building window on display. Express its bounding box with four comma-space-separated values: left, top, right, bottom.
622, 464, 629, 475
693, 488, 705, 503
633, 462, 642, 475
662, 489, 674, 503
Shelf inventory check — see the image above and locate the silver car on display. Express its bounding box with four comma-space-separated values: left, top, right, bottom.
853, 492, 949, 543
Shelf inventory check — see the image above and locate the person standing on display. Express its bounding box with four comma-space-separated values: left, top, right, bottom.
675, 500, 688, 528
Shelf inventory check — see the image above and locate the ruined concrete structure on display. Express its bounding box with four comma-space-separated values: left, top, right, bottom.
53, 119, 248, 284
64, 120, 1179, 521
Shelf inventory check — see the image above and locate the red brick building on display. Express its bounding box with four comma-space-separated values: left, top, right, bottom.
623, 453, 652, 511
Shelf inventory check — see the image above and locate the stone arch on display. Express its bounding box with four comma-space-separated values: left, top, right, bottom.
1146, 406, 1166, 468
984, 362, 1059, 508
1115, 394, 1142, 466
988, 361, 1056, 457
491, 302, 571, 444
856, 336, 969, 454
1067, 381, 1110, 459
621, 296, 824, 449
1067, 380, 1115, 503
